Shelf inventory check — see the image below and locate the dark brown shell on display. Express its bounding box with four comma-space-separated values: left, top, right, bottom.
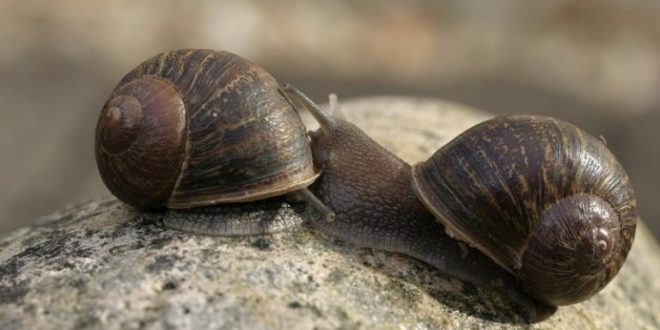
96, 49, 318, 210
412, 115, 637, 305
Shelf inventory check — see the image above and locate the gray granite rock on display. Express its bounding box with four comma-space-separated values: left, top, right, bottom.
1, 97, 659, 329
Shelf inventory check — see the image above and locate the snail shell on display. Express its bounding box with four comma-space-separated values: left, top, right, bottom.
412, 115, 637, 305
95, 49, 318, 210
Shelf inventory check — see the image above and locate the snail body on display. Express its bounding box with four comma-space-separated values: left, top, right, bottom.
283, 86, 636, 321
95, 49, 332, 234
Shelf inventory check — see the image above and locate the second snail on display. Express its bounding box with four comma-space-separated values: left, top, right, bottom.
95, 49, 637, 322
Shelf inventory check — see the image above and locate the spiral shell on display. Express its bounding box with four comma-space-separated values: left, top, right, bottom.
412, 115, 637, 305
95, 49, 318, 210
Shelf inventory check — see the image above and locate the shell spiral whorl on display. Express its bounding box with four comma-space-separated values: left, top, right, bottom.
96, 77, 187, 209
95, 49, 317, 210
412, 114, 637, 305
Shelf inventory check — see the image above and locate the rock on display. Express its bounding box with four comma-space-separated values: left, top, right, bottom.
1, 97, 658, 329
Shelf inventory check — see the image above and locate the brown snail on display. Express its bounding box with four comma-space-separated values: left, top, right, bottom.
281, 85, 637, 321
95, 49, 333, 234
95, 49, 637, 322
411, 115, 637, 306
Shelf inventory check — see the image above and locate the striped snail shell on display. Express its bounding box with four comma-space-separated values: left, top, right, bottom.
412, 115, 637, 305
95, 49, 318, 210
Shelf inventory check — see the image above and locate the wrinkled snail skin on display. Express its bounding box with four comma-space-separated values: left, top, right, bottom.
284, 86, 556, 322
95, 50, 332, 235
412, 115, 637, 306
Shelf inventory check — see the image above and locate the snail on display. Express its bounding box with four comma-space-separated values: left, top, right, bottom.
95, 49, 637, 322
281, 85, 637, 321
95, 49, 333, 235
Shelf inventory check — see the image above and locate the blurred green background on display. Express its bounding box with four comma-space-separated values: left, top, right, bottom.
0, 0, 658, 240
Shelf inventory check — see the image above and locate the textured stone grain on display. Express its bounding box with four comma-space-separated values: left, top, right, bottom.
0, 97, 658, 330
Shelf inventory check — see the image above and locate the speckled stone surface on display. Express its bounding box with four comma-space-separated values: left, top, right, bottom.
1, 97, 659, 329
